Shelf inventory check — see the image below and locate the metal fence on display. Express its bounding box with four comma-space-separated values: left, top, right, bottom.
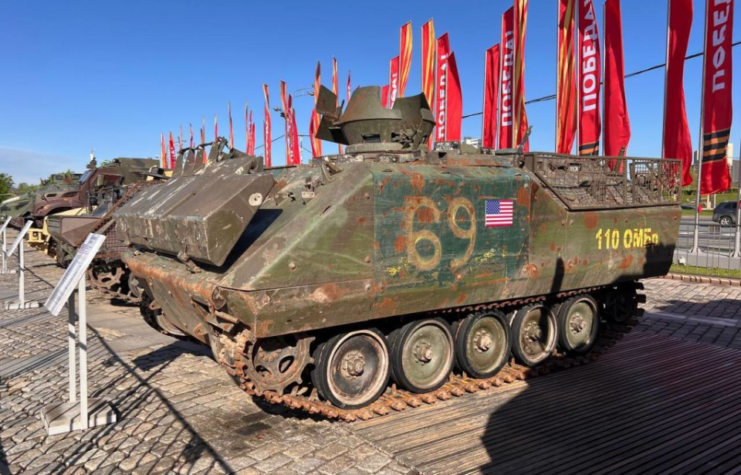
674, 220, 741, 278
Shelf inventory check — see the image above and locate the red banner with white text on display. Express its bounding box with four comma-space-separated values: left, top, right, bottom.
700, 0, 734, 195
289, 96, 301, 165
389, 56, 400, 108
577, 0, 601, 156
514, 0, 529, 150
498, 9, 515, 149
434, 33, 451, 142
169, 131, 175, 169
483, 45, 500, 149
446, 52, 463, 142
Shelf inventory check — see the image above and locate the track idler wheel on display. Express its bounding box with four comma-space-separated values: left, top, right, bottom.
557, 295, 600, 354
511, 304, 558, 367
454, 311, 511, 379
311, 329, 390, 409
389, 318, 454, 393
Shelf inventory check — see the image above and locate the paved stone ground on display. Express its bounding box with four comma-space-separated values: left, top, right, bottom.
639, 278, 741, 350
0, 232, 739, 475
0, 237, 416, 475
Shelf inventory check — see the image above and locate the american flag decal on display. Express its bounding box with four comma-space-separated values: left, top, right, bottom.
485, 199, 514, 227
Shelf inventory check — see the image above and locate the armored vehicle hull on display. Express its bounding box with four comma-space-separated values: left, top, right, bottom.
117, 87, 681, 418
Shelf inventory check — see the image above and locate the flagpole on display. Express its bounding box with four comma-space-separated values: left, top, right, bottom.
661, 0, 671, 159
482, 50, 487, 146
575, 0, 580, 155
601, 1, 606, 157
690, 0, 710, 254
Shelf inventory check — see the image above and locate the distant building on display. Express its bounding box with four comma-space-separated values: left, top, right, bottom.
462, 137, 482, 148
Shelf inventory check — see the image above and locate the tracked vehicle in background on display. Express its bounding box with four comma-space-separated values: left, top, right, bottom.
116, 86, 681, 420
0, 172, 82, 227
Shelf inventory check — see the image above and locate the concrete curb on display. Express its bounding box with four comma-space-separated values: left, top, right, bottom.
661, 273, 741, 287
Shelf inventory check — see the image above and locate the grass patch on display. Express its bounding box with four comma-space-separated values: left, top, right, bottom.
681, 209, 713, 217
670, 264, 741, 279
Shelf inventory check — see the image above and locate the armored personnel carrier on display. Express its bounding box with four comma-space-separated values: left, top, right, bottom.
0, 172, 81, 227
29, 158, 157, 228
116, 87, 680, 420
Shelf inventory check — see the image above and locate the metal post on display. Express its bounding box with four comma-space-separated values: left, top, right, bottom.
78, 275, 88, 430
0, 216, 11, 274
690, 0, 710, 254
18, 237, 24, 308
68, 291, 77, 403
732, 163, 741, 258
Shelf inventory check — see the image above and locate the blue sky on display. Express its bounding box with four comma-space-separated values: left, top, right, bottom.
0, 0, 738, 184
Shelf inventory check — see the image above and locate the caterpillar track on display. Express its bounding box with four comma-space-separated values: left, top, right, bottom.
213, 284, 643, 422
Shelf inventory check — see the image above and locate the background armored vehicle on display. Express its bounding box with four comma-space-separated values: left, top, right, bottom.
40, 163, 170, 307
29, 158, 157, 228
0, 172, 81, 227
116, 86, 680, 419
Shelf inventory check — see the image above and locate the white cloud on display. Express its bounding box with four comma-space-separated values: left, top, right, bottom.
0, 147, 85, 185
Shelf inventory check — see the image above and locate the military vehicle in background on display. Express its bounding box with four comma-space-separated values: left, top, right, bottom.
46, 164, 171, 305
115, 86, 681, 420
28, 158, 157, 228
0, 172, 82, 227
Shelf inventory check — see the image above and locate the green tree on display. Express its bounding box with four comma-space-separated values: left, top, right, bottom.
0, 173, 14, 200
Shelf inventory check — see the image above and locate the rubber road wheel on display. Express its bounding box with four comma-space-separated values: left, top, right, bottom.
511, 304, 558, 367
389, 318, 454, 393
557, 295, 600, 354
454, 311, 511, 379
311, 328, 390, 409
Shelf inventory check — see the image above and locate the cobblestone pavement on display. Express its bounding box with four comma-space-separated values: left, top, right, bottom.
639, 278, 741, 349
0, 236, 417, 475
1, 232, 740, 475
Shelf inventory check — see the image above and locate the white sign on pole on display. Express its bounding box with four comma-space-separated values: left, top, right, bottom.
45, 233, 106, 316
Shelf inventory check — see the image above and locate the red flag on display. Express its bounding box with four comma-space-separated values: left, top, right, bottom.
228, 102, 234, 148
249, 121, 256, 156
421, 20, 436, 112
483, 45, 501, 149
201, 117, 206, 144
347, 70, 351, 104
389, 56, 400, 108
577, 0, 601, 156
604, 0, 631, 162
244, 101, 251, 154
399, 21, 413, 98
311, 62, 323, 157
557, 0, 577, 154
160, 132, 166, 168
263, 84, 272, 168
499, 9, 515, 149
434, 33, 451, 142
332, 57, 343, 154
514, 0, 529, 150
214, 114, 218, 142
663, 0, 693, 186
281, 81, 293, 165
289, 97, 301, 165
700, 0, 734, 195
446, 52, 463, 142
381, 85, 390, 108
189, 123, 194, 148
169, 131, 175, 169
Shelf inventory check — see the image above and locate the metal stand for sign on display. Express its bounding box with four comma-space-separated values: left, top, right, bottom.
0, 217, 16, 274
40, 233, 117, 436
4, 221, 39, 310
